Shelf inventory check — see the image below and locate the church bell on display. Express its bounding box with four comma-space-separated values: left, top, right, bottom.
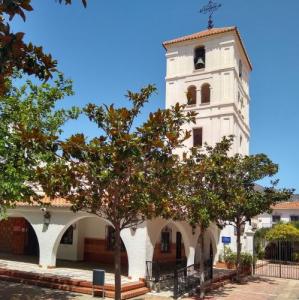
195, 57, 205, 69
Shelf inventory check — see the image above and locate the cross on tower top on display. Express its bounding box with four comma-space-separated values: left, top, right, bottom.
200, 0, 222, 30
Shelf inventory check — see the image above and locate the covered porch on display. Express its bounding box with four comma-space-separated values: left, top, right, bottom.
0, 253, 132, 284
0, 254, 148, 299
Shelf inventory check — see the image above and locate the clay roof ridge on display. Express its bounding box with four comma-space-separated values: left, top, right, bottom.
163, 26, 252, 71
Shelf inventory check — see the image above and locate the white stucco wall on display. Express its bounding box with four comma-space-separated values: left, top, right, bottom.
257, 209, 299, 229
164, 31, 251, 158
217, 222, 254, 256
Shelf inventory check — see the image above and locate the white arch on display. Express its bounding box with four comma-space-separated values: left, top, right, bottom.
51, 214, 115, 265
5, 210, 40, 257
146, 219, 196, 266
195, 224, 219, 265
6, 209, 143, 279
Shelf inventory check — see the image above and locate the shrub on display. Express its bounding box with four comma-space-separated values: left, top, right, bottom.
265, 223, 299, 241
223, 247, 254, 270
224, 247, 236, 268
240, 253, 253, 267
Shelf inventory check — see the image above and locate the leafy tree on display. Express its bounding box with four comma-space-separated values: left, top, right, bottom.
0, 0, 86, 95
216, 152, 293, 281
265, 223, 299, 241
0, 73, 78, 217
179, 137, 232, 299
35, 85, 196, 300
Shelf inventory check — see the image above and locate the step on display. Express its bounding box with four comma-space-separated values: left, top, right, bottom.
0, 268, 92, 288
0, 274, 93, 294
0, 268, 145, 292
101, 287, 150, 300
121, 287, 150, 299
0, 271, 149, 299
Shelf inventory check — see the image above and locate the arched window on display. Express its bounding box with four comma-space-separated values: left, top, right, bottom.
60, 225, 74, 245
161, 226, 172, 253
187, 86, 197, 105
194, 47, 205, 70
201, 83, 210, 104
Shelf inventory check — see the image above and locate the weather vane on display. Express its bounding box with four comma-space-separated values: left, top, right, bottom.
200, 0, 222, 30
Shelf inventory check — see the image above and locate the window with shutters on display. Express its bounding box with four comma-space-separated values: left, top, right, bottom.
186, 86, 197, 105
193, 128, 203, 147
201, 83, 210, 104
194, 47, 205, 70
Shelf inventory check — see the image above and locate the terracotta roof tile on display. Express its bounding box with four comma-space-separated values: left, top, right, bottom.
17, 197, 71, 208
163, 26, 252, 71
272, 201, 299, 210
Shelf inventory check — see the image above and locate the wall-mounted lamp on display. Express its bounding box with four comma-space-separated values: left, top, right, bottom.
43, 211, 51, 226
131, 224, 137, 234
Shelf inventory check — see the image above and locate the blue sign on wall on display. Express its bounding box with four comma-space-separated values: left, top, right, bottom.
222, 236, 231, 244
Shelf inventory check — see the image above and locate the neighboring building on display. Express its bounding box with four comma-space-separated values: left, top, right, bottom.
0, 26, 254, 280
256, 196, 299, 229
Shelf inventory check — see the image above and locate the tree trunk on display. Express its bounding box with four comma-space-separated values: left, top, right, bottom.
199, 229, 205, 299
114, 224, 122, 300
236, 221, 242, 282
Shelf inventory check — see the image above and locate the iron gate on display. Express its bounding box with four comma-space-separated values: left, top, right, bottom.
146, 258, 213, 298
253, 238, 299, 280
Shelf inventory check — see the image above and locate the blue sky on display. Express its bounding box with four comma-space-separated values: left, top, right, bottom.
11, 0, 299, 192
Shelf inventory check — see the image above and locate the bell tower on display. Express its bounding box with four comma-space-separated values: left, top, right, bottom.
163, 26, 252, 155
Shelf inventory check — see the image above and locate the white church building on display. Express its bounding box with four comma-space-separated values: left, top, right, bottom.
0, 26, 255, 282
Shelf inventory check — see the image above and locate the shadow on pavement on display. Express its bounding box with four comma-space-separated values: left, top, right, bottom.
177, 276, 278, 299
0, 281, 85, 300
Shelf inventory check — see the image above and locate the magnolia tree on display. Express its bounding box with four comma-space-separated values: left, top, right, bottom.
214, 150, 293, 281
178, 137, 232, 299
0, 73, 77, 216
0, 0, 86, 95
179, 136, 293, 293
34, 85, 196, 300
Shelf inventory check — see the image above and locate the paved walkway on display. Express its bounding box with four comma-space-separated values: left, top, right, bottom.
0, 254, 132, 285
1, 276, 299, 300
202, 276, 299, 300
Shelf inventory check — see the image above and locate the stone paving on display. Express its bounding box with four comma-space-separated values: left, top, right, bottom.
0, 254, 133, 285
199, 276, 299, 300
1, 276, 299, 300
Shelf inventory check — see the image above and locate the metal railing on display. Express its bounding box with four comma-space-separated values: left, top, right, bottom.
173, 259, 213, 299
146, 258, 187, 283
146, 258, 213, 299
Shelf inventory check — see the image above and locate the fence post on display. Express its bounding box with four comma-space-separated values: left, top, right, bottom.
279, 240, 282, 278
